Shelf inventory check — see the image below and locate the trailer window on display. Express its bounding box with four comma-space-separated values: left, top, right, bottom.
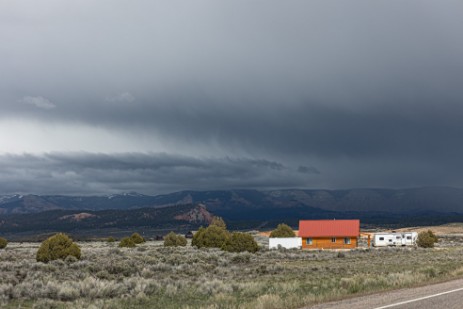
407, 236, 412, 240
379, 237, 384, 241
306, 238, 312, 245
331, 238, 336, 243
396, 236, 401, 239
344, 237, 351, 244
388, 239, 393, 242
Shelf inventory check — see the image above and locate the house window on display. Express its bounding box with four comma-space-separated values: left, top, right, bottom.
379, 237, 384, 241
344, 237, 351, 244
331, 237, 336, 243
306, 238, 312, 245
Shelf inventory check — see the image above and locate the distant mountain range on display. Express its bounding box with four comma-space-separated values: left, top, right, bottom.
2, 187, 463, 215
1, 187, 463, 239
0, 203, 213, 234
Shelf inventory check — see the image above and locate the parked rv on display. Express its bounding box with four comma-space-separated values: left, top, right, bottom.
372, 232, 418, 247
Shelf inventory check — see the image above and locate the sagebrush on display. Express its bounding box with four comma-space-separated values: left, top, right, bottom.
1, 236, 462, 309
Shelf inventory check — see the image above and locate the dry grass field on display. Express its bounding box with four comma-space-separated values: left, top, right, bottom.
1, 233, 463, 309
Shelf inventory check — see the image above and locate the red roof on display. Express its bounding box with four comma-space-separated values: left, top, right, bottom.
298, 220, 360, 237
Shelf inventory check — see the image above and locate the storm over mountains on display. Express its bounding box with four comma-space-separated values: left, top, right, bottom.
1, 1, 463, 195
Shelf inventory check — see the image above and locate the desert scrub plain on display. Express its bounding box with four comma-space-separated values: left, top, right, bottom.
1, 241, 463, 309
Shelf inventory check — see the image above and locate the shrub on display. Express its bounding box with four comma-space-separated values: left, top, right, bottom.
130, 233, 145, 244
0, 237, 7, 249
192, 227, 206, 247
119, 237, 136, 248
269, 224, 295, 238
176, 234, 187, 246
210, 216, 227, 229
417, 230, 438, 248
36, 233, 81, 263
192, 225, 230, 249
428, 230, 438, 242
107, 237, 116, 243
163, 232, 176, 246
223, 232, 258, 253
164, 232, 187, 247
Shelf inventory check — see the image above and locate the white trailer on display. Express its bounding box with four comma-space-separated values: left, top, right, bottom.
372, 233, 395, 247
269, 237, 302, 249
400, 232, 418, 246
372, 232, 418, 247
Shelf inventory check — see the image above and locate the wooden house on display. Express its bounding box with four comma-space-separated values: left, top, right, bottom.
299, 219, 360, 249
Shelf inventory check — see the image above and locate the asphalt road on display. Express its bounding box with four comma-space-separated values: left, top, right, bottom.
307, 278, 463, 309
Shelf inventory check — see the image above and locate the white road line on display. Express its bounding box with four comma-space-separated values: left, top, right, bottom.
373, 286, 463, 309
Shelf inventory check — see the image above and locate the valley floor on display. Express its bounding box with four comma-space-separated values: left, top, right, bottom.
1, 239, 463, 309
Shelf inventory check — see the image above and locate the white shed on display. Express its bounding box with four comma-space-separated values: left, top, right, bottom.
269, 237, 302, 249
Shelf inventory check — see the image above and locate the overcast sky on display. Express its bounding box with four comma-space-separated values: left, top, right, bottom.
1, 0, 463, 195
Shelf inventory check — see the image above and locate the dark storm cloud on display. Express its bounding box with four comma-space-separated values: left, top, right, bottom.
1, 152, 461, 195
11, 100, 463, 161
0, 153, 314, 195
1, 1, 463, 193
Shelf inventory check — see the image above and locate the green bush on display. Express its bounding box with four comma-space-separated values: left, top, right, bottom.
36, 233, 81, 263
175, 233, 187, 246
223, 232, 258, 253
192, 227, 205, 247
0, 237, 7, 249
164, 232, 187, 247
130, 233, 145, 244
192, 225, 230, 249
163, 233, 175, 246
210, 216, 227, 229
429, 230, 438, 242
107, 237, 116, 243
269, 223, 295, 238
119, 237, 136, 248
417, 230, 438, 248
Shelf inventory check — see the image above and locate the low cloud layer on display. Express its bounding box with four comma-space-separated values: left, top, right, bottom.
0, 151, 460, 195
0, 153, 320, 195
